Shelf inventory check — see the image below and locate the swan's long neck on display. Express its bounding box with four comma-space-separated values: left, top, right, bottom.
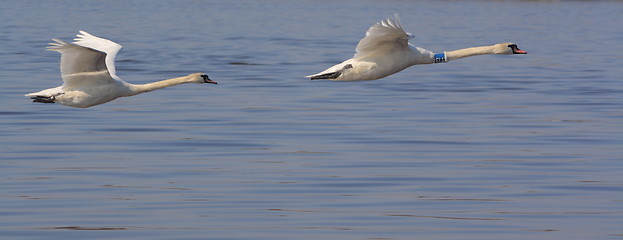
127, 76, 195, 96
444, 45, 498, 62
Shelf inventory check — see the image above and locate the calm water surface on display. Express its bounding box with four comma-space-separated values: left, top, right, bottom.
1, 1, 622, 239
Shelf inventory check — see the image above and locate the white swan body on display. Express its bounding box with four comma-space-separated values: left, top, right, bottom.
26, 31, 217, 108
307, 14, 526, 81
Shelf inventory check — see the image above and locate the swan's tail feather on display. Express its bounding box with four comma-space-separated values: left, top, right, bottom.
27, 87, 63, 104
25, 86, 64, 99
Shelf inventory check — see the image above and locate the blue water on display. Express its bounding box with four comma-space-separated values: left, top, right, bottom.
1, 1, 622, 239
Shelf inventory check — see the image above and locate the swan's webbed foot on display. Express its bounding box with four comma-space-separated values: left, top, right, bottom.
311, 71, 342, 80
310, 64, 353, 80
31, 95, 55, 104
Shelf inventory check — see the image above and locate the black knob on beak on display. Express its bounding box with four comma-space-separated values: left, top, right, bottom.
201, 74, 217, 84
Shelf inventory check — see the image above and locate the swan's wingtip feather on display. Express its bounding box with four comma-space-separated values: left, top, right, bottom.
372, 13, 404, 31
49, 38, 65, 44
76, 30, 92, 38
73, 30, 99, 43
393, 13, 400, 22
47, 39, 69, 50
386, 13, 402, 29
71, 30, 123, 51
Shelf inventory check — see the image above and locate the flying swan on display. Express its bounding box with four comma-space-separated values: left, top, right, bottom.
26, 31, 217, 108
307, 14, 527, 81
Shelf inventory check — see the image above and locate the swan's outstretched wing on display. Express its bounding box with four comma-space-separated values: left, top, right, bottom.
354, 14, 412, 60
73, 31, 123, 81
47, 38, 118, 90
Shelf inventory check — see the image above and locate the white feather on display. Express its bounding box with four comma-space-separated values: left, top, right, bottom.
354, 13, 411, 60
46, 37, 119, 90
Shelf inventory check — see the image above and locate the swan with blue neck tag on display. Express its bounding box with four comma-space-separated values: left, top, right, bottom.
307, 14, 527, 81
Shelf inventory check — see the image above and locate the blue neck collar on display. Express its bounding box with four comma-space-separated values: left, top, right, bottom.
434, 53, 447, 63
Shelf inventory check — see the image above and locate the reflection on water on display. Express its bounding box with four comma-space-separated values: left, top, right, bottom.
1, 1, 623, 240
